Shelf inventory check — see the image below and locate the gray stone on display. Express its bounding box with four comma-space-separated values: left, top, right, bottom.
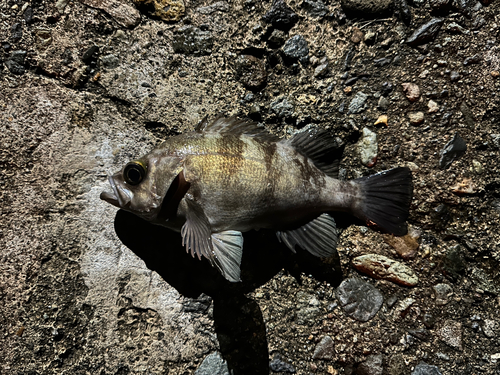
378, 96, 389, 110
195, 352, 231, 375
411, 362, 442, 375
312, 336, 335, 360
357, 354, 383, 375
5, 50, 27, 75
196, 1, 229, 14
172, 26, 214, 56
357, 127, 378, 167
336, 278, 384, 322
439, 133, 467, 169
101, 54, 120, 69
433, 283, 453, 305
438, 320, 463, 350
262, 0, 299, 30
282, 35, 309, 62
269, 96, 294, 118
269, 353, 296, 373
482, 319, 498, 338
406, 18, 444, 47
348, 91, 368, 114
301, 0, 328, 18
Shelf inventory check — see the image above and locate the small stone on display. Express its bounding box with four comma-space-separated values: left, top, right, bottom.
195, 352, 230, 375
439, 133, 467, 169
5, 50, 27, 75
82, 45, 100, 65
463, 54, 481, 66
450, 70, 460, 81
133, 0, 185, 21
196, 1, 229, 14
269, 96, 294, 118
482, 319, 498, 338
439, 320, 463, 350
235, 55, 267, 89
10, 23, 23, 42
101, 54, 120, 69
268, 29, 286, 48
282, 35, 309, 63
388, 354, 406, 375
262, 0, 299, 30
406, 18, 444, 47
269, 353, 296, 373
348, 92, 368, 114
312, 336, 335, 360
428, 100, 439, 113
364, 30, 376, 44
408, 112, 424, 125
377, 96, 389, 111
301, 0, 328, 18
172, 26, 213, 56
374, 115, 388, 126
451, 177, 474, 195
442, 245, 465, 281
352, 254, 419, 286
393, 297, 415, 320
408, 328, 430, 341
341, 0, 393, 15
470, 267, 500, 295
55, 0, 70, 13
460, 101, 475, 128
491, 71, 500, 78
80, 0, 141, 28
314, 61, 329, 78
357, 127, 378, 167
411, 362, 443, 375
357, 354, 383, 375
351, 27, 364, 43
401, 83, 420, 102
433, 283, 453, 305
336, 278, 384, 322
472, 160, 483, 174
383, 226, 420, 260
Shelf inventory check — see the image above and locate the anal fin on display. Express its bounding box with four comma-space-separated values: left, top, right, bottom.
276, 213, 340, 258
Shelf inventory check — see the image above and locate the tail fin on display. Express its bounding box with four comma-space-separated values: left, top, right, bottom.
354, 167, 413, 236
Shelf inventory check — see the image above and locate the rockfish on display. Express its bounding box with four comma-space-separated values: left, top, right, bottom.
101, 116, 413, 282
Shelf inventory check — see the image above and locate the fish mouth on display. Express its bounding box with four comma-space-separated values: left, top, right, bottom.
100, 175, 132, 209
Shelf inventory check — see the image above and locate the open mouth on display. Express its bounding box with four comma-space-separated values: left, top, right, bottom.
100, 176, 131, 208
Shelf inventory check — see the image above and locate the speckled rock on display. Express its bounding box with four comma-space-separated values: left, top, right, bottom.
408, 111, 425, 125
348, 91, 368, 114
235, 55, 267, 89
433, 283, 453, 305
411, 362, 443, 375
172, 26, 213, 56
269, 96, 294, 118
439, 320, 463, 350
357, 354, 383, 375
336, 278, 384, 322
357, 127, 378, 167
134, 0, 185, 21
269, 353, 296, 373
401, 83, 420, 102
80, 0, 141, 28
312, 336, 335, 360
282, 35, 310, 64
352, 254, 419, 286
195, 352, 231, 375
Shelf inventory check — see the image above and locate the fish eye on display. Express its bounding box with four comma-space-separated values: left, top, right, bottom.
123, 161, 147, 185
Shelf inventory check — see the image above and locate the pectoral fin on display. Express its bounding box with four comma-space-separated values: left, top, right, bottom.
181, 199, 213, 261
211, 231, 243, 282
276, 213, 340, 258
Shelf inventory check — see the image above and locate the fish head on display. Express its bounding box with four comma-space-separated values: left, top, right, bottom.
100, 153, 183, 221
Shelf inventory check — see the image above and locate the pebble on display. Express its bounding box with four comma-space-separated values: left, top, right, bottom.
433, 283, 453, 305
408, 111, 425, 125
357, 127, 378, 167
269, 353, 296, 373
80, 0, 141, 28
428, 100, 439, 113
383, 226, 421, 260
411, 362, 442, 375
341, 0, 393, 15
133, 0, 185, 21
348, 92, 368, 114
282, 35, 309, 64
470, 267, 500, 295
351, 27, 364, 44
377, 96, 389, 111
408, 328, 430, 341
101, 54, 120, 69
312, 335, 335, 360
439, 320, 463, 350
439, 132, 467, 169
447, 22, 469, 35
450, 70, 460, 82
195, 352, 231, 375
352, 254, 419, 286
442, 244, 465, 281
393, 297, 415, 320
262, 0, 299, 30
268, 29, 286, 48
10, 23, 23, 42
463, 54, 480, 65
482, 319, 498, 338
451, 177, 474, 195
314, 58, 329, 78
388, 354, 406, 375
269, 96, 294, 118
172, 26, 213, 56
395, 0, 411, 25
364, 30, 376, 44
336, 277, 384, 322
196, 1, 229, 14
301, 0, 328, 18
460, 101, 475, 128
406, 18, 444, 46
401, 83, 420, 102
356, 354, 383, 375
374, 115, 387, 126
491, 71, 500, 78
55, 0, 70, 13
5, 50, 27, 75
235, 55, 267, 89
472, 160, 483, 174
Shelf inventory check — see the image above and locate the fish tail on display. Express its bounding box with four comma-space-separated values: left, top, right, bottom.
353, 167, 413, 236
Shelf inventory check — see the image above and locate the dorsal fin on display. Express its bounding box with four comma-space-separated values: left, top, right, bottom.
289, 128, 344, 179
195, 114, 279, 142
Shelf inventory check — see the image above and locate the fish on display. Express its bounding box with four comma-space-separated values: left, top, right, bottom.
100, 116, 413, 282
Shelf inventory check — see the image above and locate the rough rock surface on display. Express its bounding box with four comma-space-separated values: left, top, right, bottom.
2, 0, 500, 374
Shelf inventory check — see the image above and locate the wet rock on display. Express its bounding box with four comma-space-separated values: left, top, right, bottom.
383, 226, 420, 260
336, 277, 384, 322
341, 0, 393, 15
352, 254, 419, 286
172, 26, 213, 56
195, 352, 231, 375
357, 127, 378, 167
411, 362, 443, 375
348, 92, 368, 114
301, 0, 328, 18
80, 0, 141, 28
134, 0, 185, 21
5, 50, 27, 75
406, 18, 444, 47
196, 1, 229, 14
282, 35, 309, 64
439, 133, 467, 169
409, 111, 425, 125
235, 55, 267, 90
262, 0, 299, 30
357, 354, 383, 375
312, 336, 335, 360
269, 96, 294, 118
439, 320, 463, 350
269, 353, 296, 373
433, 283, 453, 305
10, 23, 23, 42
401, 83, 420, 102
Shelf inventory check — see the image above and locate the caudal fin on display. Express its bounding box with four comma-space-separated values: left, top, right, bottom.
354, 167, 413, 236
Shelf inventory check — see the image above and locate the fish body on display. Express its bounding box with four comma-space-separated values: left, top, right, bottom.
101, 116, 413, 281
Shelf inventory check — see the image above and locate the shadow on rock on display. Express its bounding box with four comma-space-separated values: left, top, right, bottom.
114, 209, 343, 374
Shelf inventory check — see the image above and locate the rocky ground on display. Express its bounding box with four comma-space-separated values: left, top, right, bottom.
1, 0, 500, 374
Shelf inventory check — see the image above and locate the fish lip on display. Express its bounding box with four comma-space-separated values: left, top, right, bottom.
100, 175, 131, 208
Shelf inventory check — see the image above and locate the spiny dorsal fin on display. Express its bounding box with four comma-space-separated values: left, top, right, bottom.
289, 128, 344, 179
196, 114, 279, 142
